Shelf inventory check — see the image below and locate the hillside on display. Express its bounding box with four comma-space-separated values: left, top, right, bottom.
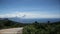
23, 21, 60, 34
0, 18, 24, 29
0, 18, 60, 34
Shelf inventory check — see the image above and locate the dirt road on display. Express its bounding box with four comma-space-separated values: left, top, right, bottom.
0, 27, 23, 34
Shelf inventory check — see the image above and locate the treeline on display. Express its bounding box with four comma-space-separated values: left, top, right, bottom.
23, 21, 60, 34
0, 18, 25, 29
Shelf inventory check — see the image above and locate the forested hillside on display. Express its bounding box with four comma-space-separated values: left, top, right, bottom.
0, 18, 24, 29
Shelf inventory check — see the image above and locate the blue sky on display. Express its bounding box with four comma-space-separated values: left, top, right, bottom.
0, 0, 60, 18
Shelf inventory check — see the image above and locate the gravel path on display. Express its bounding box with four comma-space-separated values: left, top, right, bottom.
0, 27, 23, 34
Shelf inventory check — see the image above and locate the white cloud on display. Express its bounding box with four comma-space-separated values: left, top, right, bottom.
0, 12, 60, 18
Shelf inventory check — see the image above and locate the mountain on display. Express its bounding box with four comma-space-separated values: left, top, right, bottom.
8, 17, 60, 23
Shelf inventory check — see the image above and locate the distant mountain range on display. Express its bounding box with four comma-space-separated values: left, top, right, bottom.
9, 17, 60, 23
0, 17, 60, 23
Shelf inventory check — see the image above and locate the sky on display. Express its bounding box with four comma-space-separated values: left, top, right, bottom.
0, 0, 60, 18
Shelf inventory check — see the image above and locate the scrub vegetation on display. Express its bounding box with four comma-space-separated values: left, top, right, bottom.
0, 18, 60, 34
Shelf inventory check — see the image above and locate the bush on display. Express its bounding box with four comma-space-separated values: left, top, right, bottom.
23, 21, 60, 34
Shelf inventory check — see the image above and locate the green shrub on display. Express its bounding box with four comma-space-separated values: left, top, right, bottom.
23, 22, 60, 34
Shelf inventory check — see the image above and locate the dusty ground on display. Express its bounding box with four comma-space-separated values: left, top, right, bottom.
0, 27, 23, 34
